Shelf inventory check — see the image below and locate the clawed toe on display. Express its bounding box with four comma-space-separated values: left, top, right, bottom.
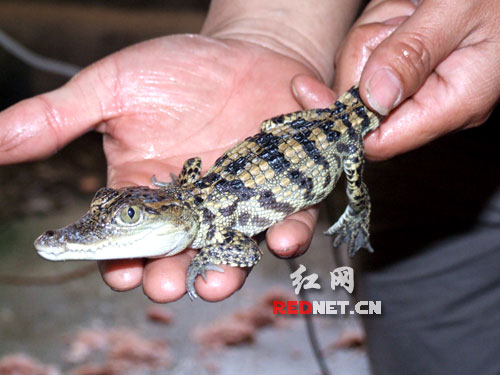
186, 261, 225, 300
327, 218, 374, 257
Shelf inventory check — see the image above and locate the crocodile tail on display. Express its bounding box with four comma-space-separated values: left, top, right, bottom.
332, 85, 383, 137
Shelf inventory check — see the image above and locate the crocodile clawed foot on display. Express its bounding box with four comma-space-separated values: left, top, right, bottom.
326, 209, 374, 257
186, 260, 224, 300
151, 174, 176, 187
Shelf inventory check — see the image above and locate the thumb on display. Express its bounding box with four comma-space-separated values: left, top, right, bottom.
359, 0, 468, 115
0, 62, 115, 164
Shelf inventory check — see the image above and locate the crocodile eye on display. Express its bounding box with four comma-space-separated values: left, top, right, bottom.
119, 205, 142, 224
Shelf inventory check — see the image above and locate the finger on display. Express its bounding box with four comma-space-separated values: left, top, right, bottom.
0, 60, 116, 164
359, 0, 472, 115
191, 265, 248, 302
142, 250, 247, 302
291, 74, 337, 108
359, 0, 417, 25
334, 22, 402, 93
364, 46, 500, 159
142, 251, 194, 303
266, 207, 319, 258
98, 259, 145, 291
333, 0, 416, 92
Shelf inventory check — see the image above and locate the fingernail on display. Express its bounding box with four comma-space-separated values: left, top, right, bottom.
273, 245, 299, 258
366, 68, 402, 115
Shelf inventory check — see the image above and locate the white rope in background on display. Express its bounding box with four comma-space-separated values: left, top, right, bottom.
0, 28, 81, 77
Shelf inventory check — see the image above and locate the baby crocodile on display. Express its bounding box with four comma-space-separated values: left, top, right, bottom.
35, 85, 381, 299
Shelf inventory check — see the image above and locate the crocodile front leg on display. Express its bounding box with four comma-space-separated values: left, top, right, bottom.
186, 229, 262, 300
326, 142, 374, 256
177, 157, 202, 186
151, 157, 202, 188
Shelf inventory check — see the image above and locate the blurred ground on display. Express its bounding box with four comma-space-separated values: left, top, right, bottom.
0, 206, 369, 374
0, 2, 370, 374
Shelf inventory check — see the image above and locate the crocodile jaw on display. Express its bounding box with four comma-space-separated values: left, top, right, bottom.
35, 229, 192, 261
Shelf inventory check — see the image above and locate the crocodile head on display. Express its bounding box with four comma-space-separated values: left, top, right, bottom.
34, 186, 199, 261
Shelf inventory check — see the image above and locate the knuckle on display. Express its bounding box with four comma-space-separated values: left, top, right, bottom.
0, 126, 22, 154
387, 32, 433, 87
0, 96, 61, 157
337, 23, 390, 68
335, 26, 367, 67
350, 23, 384, 49
37, 95, 64, 150
454, 86, 498, 129
465, 106, 494, 128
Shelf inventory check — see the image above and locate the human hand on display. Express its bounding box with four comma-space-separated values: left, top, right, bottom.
331, 0, 500, 160
0, 35, 325, 301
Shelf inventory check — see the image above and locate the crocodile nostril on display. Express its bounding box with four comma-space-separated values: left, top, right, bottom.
46, 230, 55, 237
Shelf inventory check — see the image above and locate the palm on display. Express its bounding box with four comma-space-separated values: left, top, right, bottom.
98, 35, 311, 186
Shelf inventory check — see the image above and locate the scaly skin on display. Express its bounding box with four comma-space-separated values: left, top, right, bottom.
34, 86, 381, 299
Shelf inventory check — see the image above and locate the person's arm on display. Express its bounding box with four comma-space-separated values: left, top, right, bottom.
202, 0, 362, 84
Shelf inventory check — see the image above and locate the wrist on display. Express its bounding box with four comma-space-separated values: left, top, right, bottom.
201, 0, 362, 84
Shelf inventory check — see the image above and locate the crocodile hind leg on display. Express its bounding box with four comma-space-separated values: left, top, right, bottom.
326, 143, 374, 256
186, 229, 262, 300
